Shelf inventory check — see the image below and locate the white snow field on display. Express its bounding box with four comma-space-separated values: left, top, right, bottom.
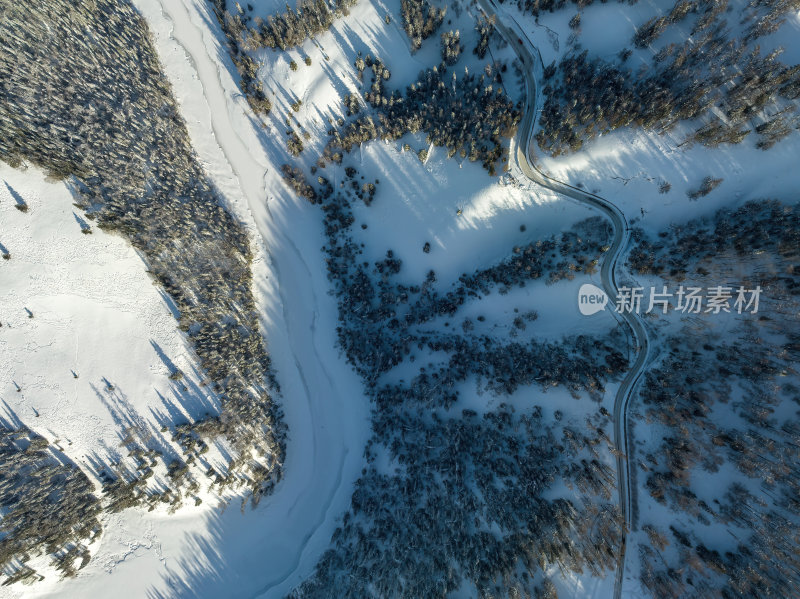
0, 160, 230, 587
1, 0, 369, 594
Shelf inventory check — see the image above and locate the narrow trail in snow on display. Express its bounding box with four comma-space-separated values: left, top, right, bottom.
477, 2, 651, 597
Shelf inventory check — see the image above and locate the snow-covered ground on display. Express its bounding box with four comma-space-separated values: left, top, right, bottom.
2, 0, 371, 594
0, 160, 225, 586
500, 3, 800, 596
508, 0, 800, 237
0, 164, 211, 450
0, 0, 734, 596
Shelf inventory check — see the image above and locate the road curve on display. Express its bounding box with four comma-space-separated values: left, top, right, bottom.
477, 2, 651, 597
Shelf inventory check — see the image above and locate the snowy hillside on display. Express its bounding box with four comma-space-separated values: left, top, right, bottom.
1, 0, 798, 596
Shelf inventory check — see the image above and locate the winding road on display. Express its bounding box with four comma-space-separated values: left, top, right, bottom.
477, 2, 651, 597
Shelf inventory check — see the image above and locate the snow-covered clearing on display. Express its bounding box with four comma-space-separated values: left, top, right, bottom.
0, 164, 212, 448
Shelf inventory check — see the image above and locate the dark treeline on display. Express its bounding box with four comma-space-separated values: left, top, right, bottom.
0, 0, 286, 541
239, 0, 358, 50
536, 0, 800, 155
324, 55, 521, 175
402, 0, 446, 51
628, 199, 799, 277
629, 199, 800, 598
740, 0, 800, 41
295, 405, 623, 598
631, 0, 695, 48
398, 216, 610, 327
519, 0, 798, 37
517, 0, 637, 17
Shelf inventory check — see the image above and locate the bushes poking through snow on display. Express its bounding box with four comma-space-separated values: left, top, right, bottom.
686, 176, 723, 200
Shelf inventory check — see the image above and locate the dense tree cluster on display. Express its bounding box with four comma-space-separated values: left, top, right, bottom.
0, 421, 101, 583
281, 164, 319, 202
94, 412, 215, 514
627, 199, 799, 277
632, 0, 694, 48
393, 216, 610, 328
431, 333, 626, 398
205, 2, 630, 586
325, 56, 521, 174
473, 15, 495, 59
244, 0, 357, 51
741, 0, 800, 41
516, 0, 638, 17
286, 128, 305, 156
292, 406, 623, 598
440, 30, 463, 66
459, 217, 610, 291
275, 153, 628, 595
755, 111, 794, 149
401, 0, 446, 51
211, 0, 357, 53
536, 1, 800, 155
686, 175, 723, 199
209, 0, 359, 114
0, 0, 286, 514
629, 199, 800, 598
